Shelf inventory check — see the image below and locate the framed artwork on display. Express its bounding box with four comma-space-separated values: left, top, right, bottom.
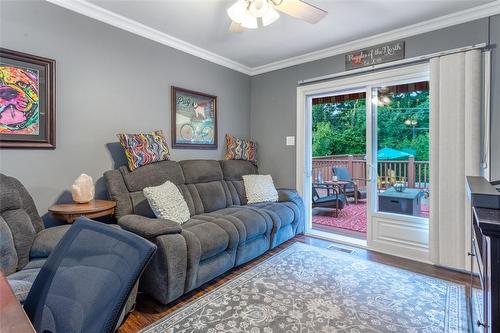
171, 86, 217, 149
0, 48, 56, 148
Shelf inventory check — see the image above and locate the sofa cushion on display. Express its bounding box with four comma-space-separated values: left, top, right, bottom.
1, 209, 36, 270
120, 160, 185, 192
250, 202, 297, 228
219, 160, 258, 181
30, 225, 70, 259
130, 192, 155, 217
0, 216, 18, 275
7, 264, 42, 302
180, 160, 223, 184
143, 181, 190, 224
192, 182, 228, 213
208, 207, 270, 243
182, 220, 230, 261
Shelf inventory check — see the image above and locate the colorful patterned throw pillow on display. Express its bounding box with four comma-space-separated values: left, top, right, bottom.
225, 134, 257, 164
117, 130, 171, 171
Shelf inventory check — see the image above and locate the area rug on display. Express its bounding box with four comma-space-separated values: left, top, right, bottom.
313, 201, 430, 233
312, 202, 367, 232
141, 242, 468, 333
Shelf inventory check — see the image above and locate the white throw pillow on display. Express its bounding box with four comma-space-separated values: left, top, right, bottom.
243, 174, 279, 204
143, 181, 190, 224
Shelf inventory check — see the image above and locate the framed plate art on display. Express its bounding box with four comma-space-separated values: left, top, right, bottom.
0, 48, 56, 148
171, 86, 217, 149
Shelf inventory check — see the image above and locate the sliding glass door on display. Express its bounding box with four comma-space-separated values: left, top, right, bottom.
299, 63, 431, 258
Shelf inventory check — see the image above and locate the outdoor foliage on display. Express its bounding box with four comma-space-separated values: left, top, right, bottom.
312, 91, 429, 161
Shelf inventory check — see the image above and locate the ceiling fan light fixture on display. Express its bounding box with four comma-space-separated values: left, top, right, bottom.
248, 0, 270, 17
262, 6, 280, 26
240, 14, 258, 29
227, 0, 248, 24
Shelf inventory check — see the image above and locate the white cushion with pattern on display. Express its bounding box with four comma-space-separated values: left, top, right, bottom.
243, 174, 279, 204
143, 181, 190, 224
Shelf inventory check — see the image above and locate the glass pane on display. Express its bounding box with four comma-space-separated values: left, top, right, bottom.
372, 81, 429, 218
311, 92, 368, 239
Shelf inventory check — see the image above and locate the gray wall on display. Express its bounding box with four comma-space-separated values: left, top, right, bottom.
251, 18, 496, 188
0, 0, 251, 215
1, 0, 498, 218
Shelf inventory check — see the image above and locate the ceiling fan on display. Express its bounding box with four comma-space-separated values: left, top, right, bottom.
227, 0, 327, 32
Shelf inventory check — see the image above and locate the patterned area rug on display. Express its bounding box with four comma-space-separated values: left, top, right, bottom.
313, 202, 367, 232
312, 201, 430, 233
141, 243, 468, 333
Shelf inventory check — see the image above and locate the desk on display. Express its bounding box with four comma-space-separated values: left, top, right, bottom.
0, 272, 35, 333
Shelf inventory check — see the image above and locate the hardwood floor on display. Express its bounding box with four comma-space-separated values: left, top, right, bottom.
119, 235, 477, 333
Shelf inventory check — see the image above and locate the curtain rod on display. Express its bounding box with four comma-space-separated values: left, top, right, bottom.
298, 43, 489, 85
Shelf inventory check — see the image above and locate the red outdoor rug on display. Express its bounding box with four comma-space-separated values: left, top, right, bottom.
313, 202, 368, 233
312, 201, 430, 234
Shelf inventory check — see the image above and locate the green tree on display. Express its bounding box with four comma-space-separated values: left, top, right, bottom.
312, 122, 334, 156
312, 90, 430, 161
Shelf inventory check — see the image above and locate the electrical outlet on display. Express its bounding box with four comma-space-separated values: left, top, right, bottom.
286, 136, 295, 146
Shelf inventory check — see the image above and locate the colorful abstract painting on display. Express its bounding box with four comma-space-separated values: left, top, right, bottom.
171, 86, 217, 149
0, 48, 55, 148
0, 65, 40, 135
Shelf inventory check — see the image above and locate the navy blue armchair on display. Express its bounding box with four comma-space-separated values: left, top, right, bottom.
23, 217, 156, 333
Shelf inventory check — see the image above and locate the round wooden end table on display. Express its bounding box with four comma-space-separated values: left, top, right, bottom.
48, 200, 116, 223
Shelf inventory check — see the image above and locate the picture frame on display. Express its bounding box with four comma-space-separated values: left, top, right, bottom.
171, 86, 217, 149
0, 48, 56, 148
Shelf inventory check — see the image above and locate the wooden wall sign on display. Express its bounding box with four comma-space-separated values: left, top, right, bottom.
345, 41, 405, 70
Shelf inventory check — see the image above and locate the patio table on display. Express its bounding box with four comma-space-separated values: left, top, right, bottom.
324, 180, 358, 204
378, 187, 422, 216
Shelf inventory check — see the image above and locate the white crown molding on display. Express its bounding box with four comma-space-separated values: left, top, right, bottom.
46, 0, 500, 76
45, 0, 253, 75
251, 0, 500, 75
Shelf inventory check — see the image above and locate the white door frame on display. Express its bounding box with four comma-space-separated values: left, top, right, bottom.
296, 63, 431, 261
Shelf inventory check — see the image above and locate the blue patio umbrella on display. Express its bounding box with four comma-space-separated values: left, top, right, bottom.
377, 147, 414, 160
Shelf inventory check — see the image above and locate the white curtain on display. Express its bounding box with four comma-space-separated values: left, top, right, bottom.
429, 49, 482, 271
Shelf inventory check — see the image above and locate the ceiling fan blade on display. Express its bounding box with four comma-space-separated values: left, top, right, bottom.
229, 21, 245, 33
274, 0, 327, 24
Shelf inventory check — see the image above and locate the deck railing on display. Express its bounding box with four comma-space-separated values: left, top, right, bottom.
312, 155, 429, 190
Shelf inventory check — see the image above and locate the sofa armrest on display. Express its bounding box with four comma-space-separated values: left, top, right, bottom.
118, 215, 182, 238
30, 224, 71, 259
277, 188, 301, 202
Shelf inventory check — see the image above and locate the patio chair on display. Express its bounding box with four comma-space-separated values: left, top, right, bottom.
312, 185, 347, 217
332, 167, 367, 201
377, 168, 406, 191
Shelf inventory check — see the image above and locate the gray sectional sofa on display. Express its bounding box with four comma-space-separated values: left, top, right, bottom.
104, 159, 304, 304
